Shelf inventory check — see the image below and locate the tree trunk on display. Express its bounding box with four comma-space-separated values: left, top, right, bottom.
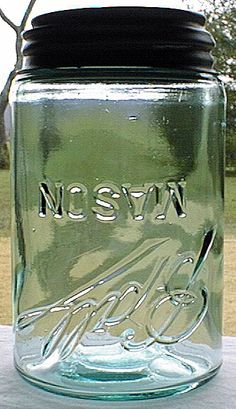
0, 103, 10, 169
0, 96, 8, 145
0, 70, 15, 168
0, 69, 16, 136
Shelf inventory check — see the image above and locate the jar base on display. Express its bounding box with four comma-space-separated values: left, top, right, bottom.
15, 360, 221, 401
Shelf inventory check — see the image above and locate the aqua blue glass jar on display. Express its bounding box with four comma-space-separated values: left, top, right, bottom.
10, 7, 226, 400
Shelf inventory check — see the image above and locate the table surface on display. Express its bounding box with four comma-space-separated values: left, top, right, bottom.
0, 325, 235, 409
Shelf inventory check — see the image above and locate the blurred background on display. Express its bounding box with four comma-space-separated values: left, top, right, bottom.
0, 0, 235, 334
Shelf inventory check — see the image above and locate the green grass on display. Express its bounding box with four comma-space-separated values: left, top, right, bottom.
225, 176, 236, 224
0, 170, 10, 237
0, 170, 235, 237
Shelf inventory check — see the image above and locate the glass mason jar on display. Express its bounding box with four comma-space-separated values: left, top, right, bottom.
10, 7, 226, 400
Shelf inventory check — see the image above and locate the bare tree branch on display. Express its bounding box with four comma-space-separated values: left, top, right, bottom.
20, 0, 37, 29
0, 1, 37, 156
15, 27, 24, 71
0, 8, 18, 33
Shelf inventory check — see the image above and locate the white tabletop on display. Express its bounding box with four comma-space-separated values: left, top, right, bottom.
0, 325, 235, 409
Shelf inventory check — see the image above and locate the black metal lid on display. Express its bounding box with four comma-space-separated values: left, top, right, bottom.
23, 7, 215, 73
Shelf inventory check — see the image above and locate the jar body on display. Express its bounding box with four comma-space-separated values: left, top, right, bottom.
11, 68, 225, 399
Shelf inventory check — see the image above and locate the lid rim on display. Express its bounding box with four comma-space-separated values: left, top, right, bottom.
31, 7, 206, 27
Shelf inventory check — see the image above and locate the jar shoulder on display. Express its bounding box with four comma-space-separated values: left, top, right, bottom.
10, 68, 225, 104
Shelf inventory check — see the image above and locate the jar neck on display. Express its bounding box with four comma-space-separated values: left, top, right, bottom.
16, 67, 219, 83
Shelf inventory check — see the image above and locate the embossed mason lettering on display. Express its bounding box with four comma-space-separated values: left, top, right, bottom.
122, 183, 155, 221
67, 183, 88, 220
92, 183, 121, 222
39, 182, 64, 219
39, 179, 187, 221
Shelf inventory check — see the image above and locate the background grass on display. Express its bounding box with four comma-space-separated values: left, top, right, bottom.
0, 170, 10, 237
225, 176, 236, 223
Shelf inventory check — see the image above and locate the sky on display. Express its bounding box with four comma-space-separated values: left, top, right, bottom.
0, 0, 201, 91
